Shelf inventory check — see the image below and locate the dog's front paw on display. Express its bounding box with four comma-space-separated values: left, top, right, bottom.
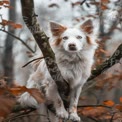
56, 108, 69, 119
69, 113, 80, 122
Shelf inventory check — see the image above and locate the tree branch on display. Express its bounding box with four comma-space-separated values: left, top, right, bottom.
20, 0, 69, 99
88, 43, 122, 81
0, 29, 35, 53
82, 43, 122, 94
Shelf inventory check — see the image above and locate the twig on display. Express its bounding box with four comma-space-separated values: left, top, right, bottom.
78, 104, 111, 109
88, 117, 99, 122
46, 109, 51, 122
22, 57, 44, 68
0, 29, 35, 53
110, 112, 116, 122
80, 0, 87, 6
5, 113, 47, 122
4, 107, 36, 122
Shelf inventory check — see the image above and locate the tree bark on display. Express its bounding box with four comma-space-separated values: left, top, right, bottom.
20, 0, 69, 100
3, 0, 16, 84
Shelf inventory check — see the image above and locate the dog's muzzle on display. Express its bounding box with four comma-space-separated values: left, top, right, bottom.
68, 43, 76, 51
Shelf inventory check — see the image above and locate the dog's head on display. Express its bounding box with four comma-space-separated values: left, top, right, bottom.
50, 20, 97, 53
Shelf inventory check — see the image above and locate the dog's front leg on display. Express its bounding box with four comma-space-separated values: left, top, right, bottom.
69, 86, 82, 121
69, 84, 83, 122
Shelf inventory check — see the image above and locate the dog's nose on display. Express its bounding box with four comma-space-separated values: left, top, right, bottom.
68, 43, 76, 51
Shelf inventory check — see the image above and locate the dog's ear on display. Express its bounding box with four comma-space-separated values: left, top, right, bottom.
80, 19, 93, 34
50, 22, 67, 37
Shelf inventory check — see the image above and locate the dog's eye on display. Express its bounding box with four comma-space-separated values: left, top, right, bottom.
63, 36, 68, 40
76, 36, 82, 39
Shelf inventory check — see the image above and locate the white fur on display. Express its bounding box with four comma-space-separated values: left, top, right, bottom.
18, 21, 98, 121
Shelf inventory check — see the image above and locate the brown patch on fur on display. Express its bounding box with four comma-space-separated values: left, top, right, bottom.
54, 38, 62, 46
86, 36, 92, 44
81, 20, 93, 34
57, 99, 62, 107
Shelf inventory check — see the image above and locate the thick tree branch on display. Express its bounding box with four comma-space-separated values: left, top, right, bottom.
82, 43, 122, 94
88, 43, 122, 81
20, 0, 69, 98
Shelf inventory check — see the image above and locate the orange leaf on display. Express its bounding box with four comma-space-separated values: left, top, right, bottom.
12, 23, 22, 29
9, 86, 45, 103
115, 105, 122, 112
9, 86, 28, 95
103, 100, 115, 107
120, 97, 122, 103
79, 107, 108, 117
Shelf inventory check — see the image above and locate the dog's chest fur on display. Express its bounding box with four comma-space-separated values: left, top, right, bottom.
55, 49, 93, 87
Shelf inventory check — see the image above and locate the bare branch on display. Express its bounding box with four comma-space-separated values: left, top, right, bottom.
0, 29, 35, 53
88, 43, 122, 81
22, 57, 44, 68
82, 43, 122, 94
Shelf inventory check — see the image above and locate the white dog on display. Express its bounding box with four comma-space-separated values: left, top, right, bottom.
18, 19, 98, 121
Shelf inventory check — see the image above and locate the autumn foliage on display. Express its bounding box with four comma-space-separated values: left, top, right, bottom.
0, 0, 122, 122
0, 79, 45, 121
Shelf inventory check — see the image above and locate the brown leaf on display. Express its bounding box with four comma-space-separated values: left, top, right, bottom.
11, 23, 22, 29
103, 100, 115, 107
90, 2, 100, 6
79, 107, 108, 118
27, 88, 45, 103
9, 86, 45, 103
0, 96, 16, 118
9, 86, 28, 95
120, 97, 122, 103
115, 105, 122, 112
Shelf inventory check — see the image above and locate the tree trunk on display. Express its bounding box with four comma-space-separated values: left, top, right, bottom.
3, 0, 16, 84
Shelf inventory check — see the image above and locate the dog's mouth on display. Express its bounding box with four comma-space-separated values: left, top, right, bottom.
69, 47, 77, 51
67, 48, 80, 53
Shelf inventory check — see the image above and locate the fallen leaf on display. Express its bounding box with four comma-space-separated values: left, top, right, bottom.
103, 100, 114, 107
